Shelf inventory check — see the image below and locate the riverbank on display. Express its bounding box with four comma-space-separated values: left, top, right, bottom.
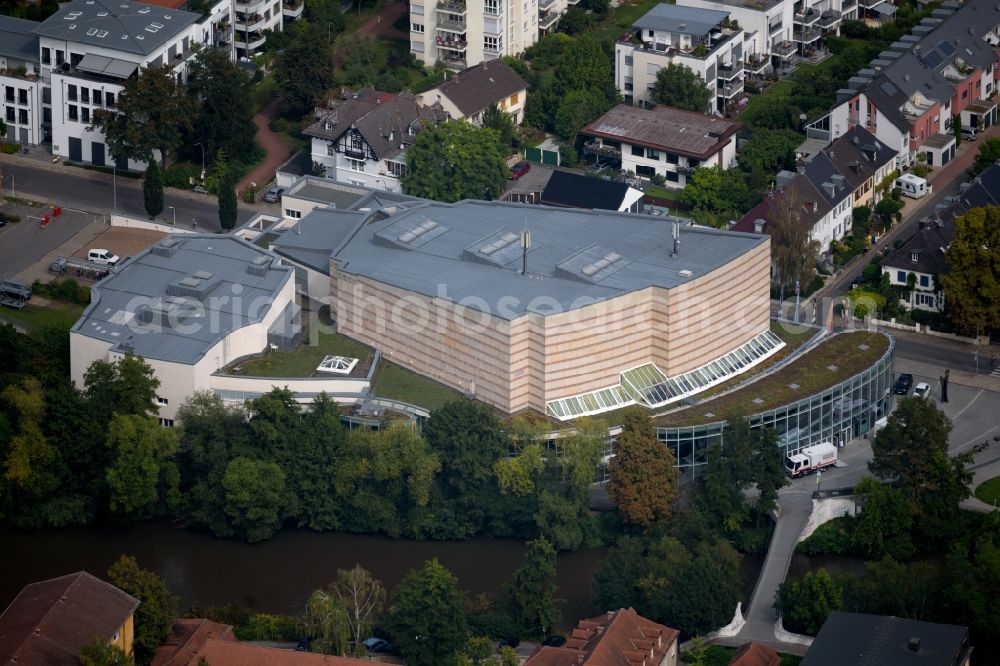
0, 521, 606, 631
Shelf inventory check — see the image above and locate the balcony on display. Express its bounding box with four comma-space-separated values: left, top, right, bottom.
842, 0, 856, 8
793, 26, 822, 43
539, 0, 556, 9
235, 31, 266, 50
235, 13, 266, 31
583, 140, 622, 159
235, 0, 267, 11
435, 35, 468, 51
794, 8, 820, 25
438, 16, 466, 31
440, 55, 467, 71
745, 53, 770, 72
436, 0, 466, 15
717, 60, 743, 80
283, 0, 304, 18
539, 9, 560, 29
820, 9, 841, 27
773, 40, 797, 57
717, 79, 744, 98
484, 3, 504, 15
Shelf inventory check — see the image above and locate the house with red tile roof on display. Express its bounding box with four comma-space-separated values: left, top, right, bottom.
151, 618, 237, 666
166, 638, 377, 665
0, 571, 139, 665
729, 641, 781, 666
525, 607, 679, 666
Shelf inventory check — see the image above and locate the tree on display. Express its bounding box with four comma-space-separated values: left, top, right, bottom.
873, 196, 904, 230
869, 397, 972, 540
104, 414, 180, 521
558, 6, 597, 35
507, 538, 560, 636
83, 354, 160, 424
651, 547, 742, 636
186, 48, 258, 165
554, 88, 609, 141
403, 121, 508, 203
775, 569, 843, 635
970, 138, 1000, 176
387, 559, 469, 666
494, 444, 544, 497
143, 160, 164, 219
221, 457, 288, 542
651, 63, 712, 113
215, 150, 238, 230
552, 36, 615, 102
274, 25, 334, 117
337, 34, 388, 88
606, 407, 677, 528
107, 555, 179, 665
90, 64, 194, 167
678, 168, 751, 223
769, 184, 820, 299
851, 477, 913, 559
305, 588, 350, 655
941, 206, 1000, 335
326, 566, 386, 656
482, 104, 516, 151
737, 128, 800, 174
79, 638, 135, 666
594, 535, 649, 611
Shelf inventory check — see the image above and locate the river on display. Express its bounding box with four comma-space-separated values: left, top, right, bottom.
0, 523, 607, 628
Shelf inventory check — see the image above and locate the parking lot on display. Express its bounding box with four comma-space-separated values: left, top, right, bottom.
69, 227, 165, 264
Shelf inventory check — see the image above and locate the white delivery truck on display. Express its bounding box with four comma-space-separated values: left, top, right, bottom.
784, 442, 838, 477
895, 173, 931, 199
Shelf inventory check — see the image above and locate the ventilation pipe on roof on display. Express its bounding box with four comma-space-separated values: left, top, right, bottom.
520, 228, 531, 275
671, 221, 680, 257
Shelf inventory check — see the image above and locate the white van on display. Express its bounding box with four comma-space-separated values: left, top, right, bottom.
895, 173, 930, 199
88, 248, 120, 266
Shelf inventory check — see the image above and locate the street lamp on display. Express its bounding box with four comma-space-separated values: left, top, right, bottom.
193, 142, 206, 182
168, 205, 176, 226
112, 167, 117, 215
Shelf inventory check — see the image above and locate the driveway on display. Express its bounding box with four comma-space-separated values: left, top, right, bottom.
237, 100, 291, 197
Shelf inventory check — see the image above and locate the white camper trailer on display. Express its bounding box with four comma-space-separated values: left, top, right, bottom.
895, 173, 930, 199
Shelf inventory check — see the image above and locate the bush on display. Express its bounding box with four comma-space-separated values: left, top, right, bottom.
269, 117, 289, 133
31, 279, 91, 305
243, 185, 257, 204
468, 610, 520, 639
796, 517, 856, 555
1, 143, 20, 154
235, 613, 304, 641
559, 144, 578, 167
162, 163, 202, 189
0, 211, 21, 224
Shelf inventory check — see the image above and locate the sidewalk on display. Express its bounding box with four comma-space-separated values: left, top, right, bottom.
236, 100, 290, 197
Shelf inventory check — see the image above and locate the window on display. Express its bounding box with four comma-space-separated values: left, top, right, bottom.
42, 47, 51, 65
93, 89, 101, 106
412, 40, 424, 52
4, 107, 13, 123
666, 153, 678, 165
631, 145, 644, 156
81, 88, 89, 104
645, 63, 661, 75
919, 275, 929, 288
351, 133, 364, 151
646, 148, 659, 160
625, 55, 633, 65
411, 2, 423, 14
327, 143, 336, 156
105, 92, 115, 107
17, 89, 26, 105
910, 251, 919, 262
636, 165, 655, 177
81, 107, 90, 123
347, 157, 366, 171
509, 92, 518, 105
962, 90, 968, 100
18, 108, 27, 124
285, 208, 302, 219
688, 158, 699, 168
485, 35, 501, 51
68, 85, 77, 102
666, 171, 679, 182
485, 0, 500, 14
43, 107, 50, 122
387, 160, 408, 177
68, 105, 78, 122
158, 418, 174, 428
70, 53, 82, 67
4, 88, 11, 103
56, 50, 64, 65
411, 22, 424, 32
896, 270, 906, 283
156, 396, 169, 406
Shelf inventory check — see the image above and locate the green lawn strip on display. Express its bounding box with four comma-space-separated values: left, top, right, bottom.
0, 303, 83, 331
371, 360, 467, 411
656, 331, 889, 427
236, 330, 374, 377
974, 476, 1000, 506
251, 76, 278, 115
588, 0, 662, 43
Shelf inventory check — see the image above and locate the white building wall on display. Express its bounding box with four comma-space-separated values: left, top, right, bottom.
0, 75, 43, 146
617, 137, 735, 189
881, 265, 943, 312
410, 0, 537, 69
310, 137, 405, 192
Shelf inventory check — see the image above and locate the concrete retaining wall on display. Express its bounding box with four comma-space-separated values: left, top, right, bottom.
110, 215, 196, 234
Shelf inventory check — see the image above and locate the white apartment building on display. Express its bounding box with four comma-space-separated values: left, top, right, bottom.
0, 0, 234, 169
409, 0, 548, 70
614, 4, 746, 114
234, 0, 284, 60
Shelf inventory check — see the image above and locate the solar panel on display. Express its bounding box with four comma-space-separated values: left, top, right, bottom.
880, 81, 898, 96
921, 50, 943, 68
937, 40, 955, 55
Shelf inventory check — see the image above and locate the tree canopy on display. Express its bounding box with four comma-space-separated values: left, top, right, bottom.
107, 555, 178, 664
941, 205, 1000, 335
403, 122, 509, 202
506, 537, 560, 636
274, 25, 335, 117
186, 48, 258, 165
650, 63, 712, 113
606, 407, 677, 528
387, 559, 469, 665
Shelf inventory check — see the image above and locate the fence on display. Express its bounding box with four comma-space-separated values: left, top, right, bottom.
523, 146, 559, 166
870, 317, 979, 344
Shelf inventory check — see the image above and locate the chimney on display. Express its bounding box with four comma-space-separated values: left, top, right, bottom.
908, 637, 921, 653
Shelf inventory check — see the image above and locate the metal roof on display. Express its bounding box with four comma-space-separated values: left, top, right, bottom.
802, 612, 969, 666
0, 16, 40, 63
331, 200, 767, 320
633, 3, 728, 37
271, 209, 370, 273
33, 0, 199, 57
72, 235, 293, 365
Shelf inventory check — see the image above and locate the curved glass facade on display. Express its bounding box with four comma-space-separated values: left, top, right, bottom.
653, 332, 895, 483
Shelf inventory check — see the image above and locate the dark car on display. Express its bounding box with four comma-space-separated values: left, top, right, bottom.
363, 637, 395, 654
893, 373, 913, 395
499, 637, 521, 649
509, 161, 531, 180
542, 635, 566, 647
295, 638, 310, 652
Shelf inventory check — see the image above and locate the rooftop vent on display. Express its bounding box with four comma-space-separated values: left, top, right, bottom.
151, 21, 164, 28
137, 6, 149, 11
87, 27, 98, 35
908, 638, 921, 653
151, 237, 181, 257
97, 11, 107, 16
398, 219, 439, 244
246, 254, 271, 277
167, 272, 220, 300
97, 29, 108, 37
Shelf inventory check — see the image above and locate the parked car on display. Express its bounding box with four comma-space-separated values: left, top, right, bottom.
509, 161, 531, 180
499, 637, 520, 649
192, 185, 209, 195
542, 635, 566, 647
961, 126, 978, 141
88, 248, 120, 266
295, 638, 310, 652
363, 637, 395, 654
263, 186, 284, 203
912, 382, 930, 398
893, 373, 913, 395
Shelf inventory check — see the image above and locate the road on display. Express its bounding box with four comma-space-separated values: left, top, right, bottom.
0, 158, 278, 277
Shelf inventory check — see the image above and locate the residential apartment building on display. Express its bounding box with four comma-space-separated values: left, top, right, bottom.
409, 0, 546, 70
415, 59, 527, 123
806, 0, 999, 168
0, 0, 233, 168
615, 3, 745, 113
674, 0, 855, 79
303, 89, 447, 193
580, 104, 740, 189
234, 0, 285, 60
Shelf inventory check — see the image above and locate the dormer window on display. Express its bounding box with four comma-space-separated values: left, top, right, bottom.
911, 251, 919, 262
324, 121, 333, 131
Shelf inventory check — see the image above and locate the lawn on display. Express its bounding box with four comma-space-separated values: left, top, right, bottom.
588, 0, 661, 44
236, 330, 375, 377
371, 360, 467, 411
0, 302, 84, 331
655, 330, 889, 427
974, 476, 1000, 507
